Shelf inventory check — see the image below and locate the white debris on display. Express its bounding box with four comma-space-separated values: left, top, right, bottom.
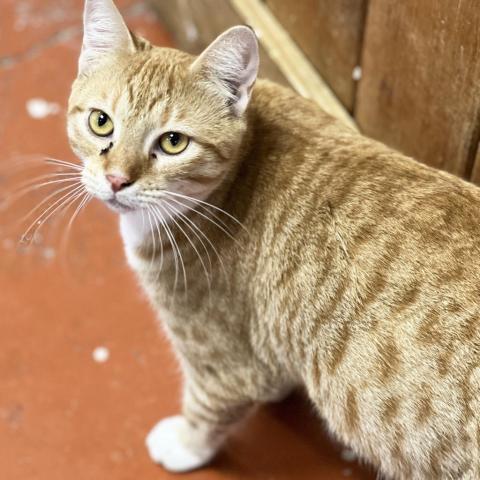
26, 98, 61, 119
92, 346, 110, 363
352, 65, 362, 81
341, 448, 357, 462
185, 21, 199, 42
42, 247, 56, 260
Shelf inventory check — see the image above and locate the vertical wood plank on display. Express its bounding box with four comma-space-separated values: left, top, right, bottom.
231, 0, 356, 128
148, 0, 289, 86
356, 0, 480, 178
470, 143, 480, 184
265, 0, 367, 112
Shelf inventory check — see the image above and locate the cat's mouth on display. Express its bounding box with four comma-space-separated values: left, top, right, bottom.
105, 197, 134, 214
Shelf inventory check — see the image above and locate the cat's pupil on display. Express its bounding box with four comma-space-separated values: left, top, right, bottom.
98, 113, 108, 127
168, 132, 180, 146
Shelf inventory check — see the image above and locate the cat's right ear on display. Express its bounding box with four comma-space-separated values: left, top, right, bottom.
79, 0, 135, 75
191, 26, 259, 116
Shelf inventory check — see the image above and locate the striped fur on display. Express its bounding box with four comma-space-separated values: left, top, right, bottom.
68, 13, 480, 478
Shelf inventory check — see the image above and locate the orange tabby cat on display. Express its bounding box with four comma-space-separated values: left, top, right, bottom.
67, 0, 480, 478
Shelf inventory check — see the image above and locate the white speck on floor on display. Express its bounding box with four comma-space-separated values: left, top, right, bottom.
92, 346, 110, 363
341, 448, 357, 462
26, 98, 61, 119
352, 66, 362, 81
42, 247, 56, 260
342, 467, 353, 476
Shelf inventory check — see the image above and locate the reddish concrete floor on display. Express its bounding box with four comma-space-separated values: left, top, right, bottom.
0, 1, 375, 479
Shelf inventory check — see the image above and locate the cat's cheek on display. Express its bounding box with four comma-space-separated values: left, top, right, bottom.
168, 175, 226, 204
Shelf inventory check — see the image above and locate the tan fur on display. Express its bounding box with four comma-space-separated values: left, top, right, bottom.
68, 27, 480, 480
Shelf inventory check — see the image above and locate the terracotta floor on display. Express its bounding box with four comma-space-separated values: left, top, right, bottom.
0, 1, 375, 479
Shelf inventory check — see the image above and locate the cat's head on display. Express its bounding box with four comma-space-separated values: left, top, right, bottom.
67, 0, 258, 215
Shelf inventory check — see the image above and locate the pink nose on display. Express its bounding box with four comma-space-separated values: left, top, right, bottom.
106, 174, 131, 193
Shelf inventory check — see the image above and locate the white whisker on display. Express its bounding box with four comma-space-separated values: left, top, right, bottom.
164, 190, 249, 234
162, 201, 211, 297
20, 184, 86, 244
60, 192, 92, 255
148, 206, 164, 276
162, 193, 241, 247
4, 154, 75, 175
13, 171, 82, 189
164, 199, 230, 286
17, 182, 83, 226
164, 200, 213, 273
45, 157, 82, 171
145, 207, 157, 273
156, 203, 188, 298
4, 175, 82, 208
149, 205, 180, 298
164, 194, 234, 235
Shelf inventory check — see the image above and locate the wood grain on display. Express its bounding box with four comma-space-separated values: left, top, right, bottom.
148, 0, 289, 86
470, 144, 480, 184
356, 0, 480, 178
265, 0, 367, 112
231, 0, 356, 129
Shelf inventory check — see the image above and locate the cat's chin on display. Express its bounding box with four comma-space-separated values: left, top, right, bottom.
105, 198, 135, 214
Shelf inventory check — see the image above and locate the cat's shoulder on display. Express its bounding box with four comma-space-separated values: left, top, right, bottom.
252, 79, 331, 122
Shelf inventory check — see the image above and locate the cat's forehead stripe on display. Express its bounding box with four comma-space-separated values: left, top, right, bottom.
148, 64, 175, 114
124, 59, 148, 106
110, 91, 122, 114
160, 102, 172, 126
126, 56, 162, 113
124, 56, 180, 116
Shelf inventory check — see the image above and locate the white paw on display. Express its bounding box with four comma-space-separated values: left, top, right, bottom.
145, 415, 217, 472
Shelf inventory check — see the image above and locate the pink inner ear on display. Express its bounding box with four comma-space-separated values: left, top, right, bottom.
191, 26, 259, 116
79, 0, 135, 75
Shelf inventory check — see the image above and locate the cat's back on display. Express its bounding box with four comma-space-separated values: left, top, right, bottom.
248, 79, 480, 258
246, 81, 480, 479
248, 80, 480, 313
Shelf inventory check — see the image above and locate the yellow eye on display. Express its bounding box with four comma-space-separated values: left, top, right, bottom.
159, 132, 189, 155
88, 110, 114, 137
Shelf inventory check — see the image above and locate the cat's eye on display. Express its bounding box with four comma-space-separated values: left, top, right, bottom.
88, 110, 114, 137
159, 132, 189, 155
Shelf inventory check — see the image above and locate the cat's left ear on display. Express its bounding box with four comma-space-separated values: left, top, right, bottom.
191, 26, 259, 116
79, 0, 135, 75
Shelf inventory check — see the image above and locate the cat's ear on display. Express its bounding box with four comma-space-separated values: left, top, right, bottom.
79, 0, 135, 75
191, 26, 259, 115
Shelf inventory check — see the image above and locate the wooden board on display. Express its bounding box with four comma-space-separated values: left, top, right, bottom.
470, 144, 480, 184
265, 0, 367, 112
355, 0, 480, 178
148, 0, 289, 86
231, 0, 356, 129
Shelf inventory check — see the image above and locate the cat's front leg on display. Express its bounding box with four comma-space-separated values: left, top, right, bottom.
146, 379, 251, 472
